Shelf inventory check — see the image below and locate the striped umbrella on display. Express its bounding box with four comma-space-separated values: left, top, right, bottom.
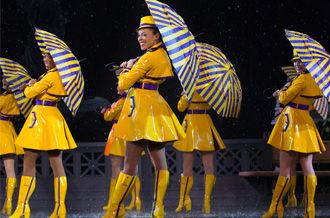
281, 66, 328, 119
145, 0, 199, 101
34, 28, 84, 116
0, 58, 33, 117
195, 43, 242, 118
285, 29, 330, 101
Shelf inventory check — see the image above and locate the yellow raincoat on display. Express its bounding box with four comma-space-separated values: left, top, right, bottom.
114, 42, 186, 142
268, 73, 325, 153
15, 68, 77, 150
104, 96, 126, 156
173, 91, 226, 152
0, 93, 24, 155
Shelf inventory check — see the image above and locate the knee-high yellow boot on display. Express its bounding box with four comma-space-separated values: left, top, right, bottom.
49, 176, 67, 218
125, 176, 142, 211
9, 176, 36, 218
151, 170, 169, 218
304, 175, 317, 218
202, 174, 216, 214
175, 175, 193, 212
262, 176, 290, 218
103, 178, 118, 211
300, 176, 307, 207
285, 175, 297, 208
1, 177, 17, 216
103, 172, 136, 218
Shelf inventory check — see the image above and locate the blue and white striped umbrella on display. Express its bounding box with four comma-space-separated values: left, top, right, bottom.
35, 28, 84, 115
285, 29, 330, 102
145, 0, 199, 101
0, 58, 33, 117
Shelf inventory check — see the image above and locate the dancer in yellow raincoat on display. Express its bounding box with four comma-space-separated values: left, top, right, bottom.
9, 53, 77, 218
263, 50, 325, 218
101, 91, 142, 212
0, 78, 24, 216
173, 91, 225, 214
103, 15, 185, 218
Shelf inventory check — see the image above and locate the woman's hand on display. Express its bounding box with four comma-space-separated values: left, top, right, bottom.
273, 90, 280, 98
28, 79, 37, 86
19, 83, 27, 91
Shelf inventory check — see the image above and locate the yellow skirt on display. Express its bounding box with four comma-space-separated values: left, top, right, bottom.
104, 123, 126, 157
16, 105, 77, 150
0, 120, 24, 155
268, 106, 325, 153
115, 88, 186, 142
173, 114, 226, 152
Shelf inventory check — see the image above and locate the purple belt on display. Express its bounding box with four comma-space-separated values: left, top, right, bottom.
113, 120, 118, 124
288, 102, 308, 110
133, 83, 159, 90
35, 100, 57, 107
0, 115, 10, 121
187, 109, 209, 114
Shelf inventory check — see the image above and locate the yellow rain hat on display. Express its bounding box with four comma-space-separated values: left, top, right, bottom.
291, 49, 300, 62
137, 16, 157, 30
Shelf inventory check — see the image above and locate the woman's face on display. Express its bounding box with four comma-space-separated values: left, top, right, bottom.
2, 79, 9, 91
43, 53, 56, 70
137, 28, 160, 51
293, 60, 306, 74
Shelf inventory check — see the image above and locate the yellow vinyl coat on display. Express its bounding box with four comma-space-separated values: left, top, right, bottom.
104, 97, 126, 156
268, 73, 325, 153
15, 68, 77, 150
173, 91, 226, 152
0, 93, 24, 155
114, 43, 186, 142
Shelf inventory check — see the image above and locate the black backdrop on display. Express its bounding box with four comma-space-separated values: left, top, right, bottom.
1, 0, 330, 141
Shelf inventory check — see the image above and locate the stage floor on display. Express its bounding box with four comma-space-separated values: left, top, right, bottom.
1, 175, 330, 218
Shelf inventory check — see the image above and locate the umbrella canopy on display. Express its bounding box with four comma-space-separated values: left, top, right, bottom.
285, 29, 330, 101
34, 28, 84, 115
0, 58, 33, 117
281, 65, 328, 120
145, 0, 199, 101
195, 42, 242, 118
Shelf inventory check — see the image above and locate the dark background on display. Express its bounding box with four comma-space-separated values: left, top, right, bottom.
1, 0, 330, 141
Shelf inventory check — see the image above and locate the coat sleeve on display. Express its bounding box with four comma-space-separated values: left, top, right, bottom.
24, 75, 53, 99
279, 75, 306, 105
103, 98, 124, 121
118, 54, 151, 90
177, 95, 189, 112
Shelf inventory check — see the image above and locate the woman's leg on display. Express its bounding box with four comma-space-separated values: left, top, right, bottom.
48, 150, 66, 218
263, 150, 295, 218
299, 153, 316, 218
104, 155, 123, 210
103, 142, 143, 218
286, 155, 298, 208
148, 142, 169, 218
201, 151, 215, 214
10, 149, 38, 218
176, 152, 194, 212
1, 154, 17, 215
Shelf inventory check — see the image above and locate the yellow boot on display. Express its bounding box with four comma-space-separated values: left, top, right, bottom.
175, 175, 193, 213
103, 172, 136, 218
262, 176, 290, 218
202, 174, 216, 214
285, 175, 297, 208
49, 176, 67, 218
300, 176, 307, 207
125, 176, 142, 211
151, 170, 169, 218
1, 177, 17, 216
9, 176, 36, 218
103, 178, 117, 211
304, 175, 317, 218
